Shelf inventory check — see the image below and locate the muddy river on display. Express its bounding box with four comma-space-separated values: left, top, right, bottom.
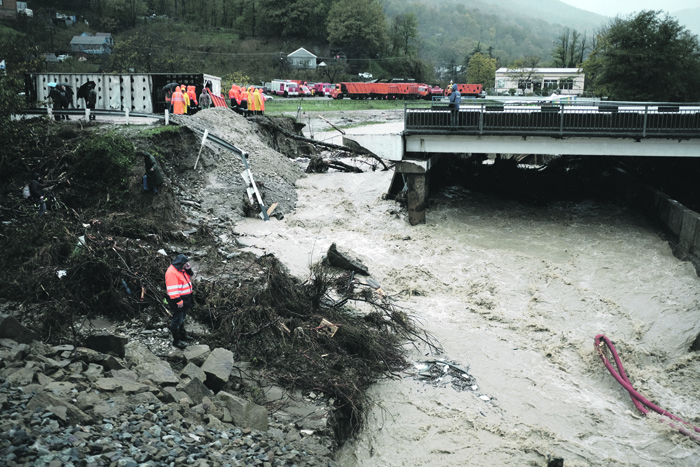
236, 123, 700, 466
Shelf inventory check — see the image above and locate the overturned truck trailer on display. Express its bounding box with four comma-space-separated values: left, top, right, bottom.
25, 73, 222, 113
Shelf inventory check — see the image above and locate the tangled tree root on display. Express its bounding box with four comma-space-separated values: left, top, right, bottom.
198, 258, 440, 441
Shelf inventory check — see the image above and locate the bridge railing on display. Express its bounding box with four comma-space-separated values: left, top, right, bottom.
404, 101, 700, 138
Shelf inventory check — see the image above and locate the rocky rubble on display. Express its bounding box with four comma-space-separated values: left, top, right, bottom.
0, 314, 339, 466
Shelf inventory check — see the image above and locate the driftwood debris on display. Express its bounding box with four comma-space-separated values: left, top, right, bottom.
251, 116, 390, 171
318, 115, 346, 135
306, 155, 363, 174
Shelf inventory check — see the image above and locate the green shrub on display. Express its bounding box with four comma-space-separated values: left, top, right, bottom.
72, 132, 135, 189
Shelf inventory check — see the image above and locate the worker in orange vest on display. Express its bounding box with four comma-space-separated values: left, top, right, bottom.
240, 87, 248, 116
187, 86, 198, 112
171, 86, 186, 115
165, 89, 173, 113
228, 83, 238, 109
180, 85, 190, 114
259, 89, 266, 115
230, 86, 240, 114
164, 254, 195, 349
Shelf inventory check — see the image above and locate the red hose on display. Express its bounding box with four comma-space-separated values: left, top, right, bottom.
594, 334, 700, 443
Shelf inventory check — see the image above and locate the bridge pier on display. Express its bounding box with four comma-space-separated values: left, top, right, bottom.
406, 173, 428, 225
389, 156, 439, 225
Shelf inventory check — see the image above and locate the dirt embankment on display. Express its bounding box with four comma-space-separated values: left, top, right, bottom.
0, 107, 424, 464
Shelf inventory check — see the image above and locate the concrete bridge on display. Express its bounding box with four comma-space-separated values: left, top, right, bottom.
344, 101, 700, 225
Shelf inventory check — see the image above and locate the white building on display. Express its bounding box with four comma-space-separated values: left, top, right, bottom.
495, 67, 584, 96
287, 48, 317, 69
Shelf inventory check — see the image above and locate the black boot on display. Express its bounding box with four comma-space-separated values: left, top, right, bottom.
171, 326, 187, 349
179, 326, 192, 343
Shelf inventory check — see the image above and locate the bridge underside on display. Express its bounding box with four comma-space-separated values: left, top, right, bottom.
345, 133, 700, 226
404, 133, 700, 158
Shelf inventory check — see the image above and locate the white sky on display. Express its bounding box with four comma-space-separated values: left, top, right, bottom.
558, 0, 698, 17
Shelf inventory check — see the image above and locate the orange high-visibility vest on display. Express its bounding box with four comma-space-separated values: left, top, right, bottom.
165, 264, 193, 305
172, 90, 186, 114
187, 86, 198, 105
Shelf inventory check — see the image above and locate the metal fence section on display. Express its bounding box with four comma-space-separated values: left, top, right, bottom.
404, 102, 700, 139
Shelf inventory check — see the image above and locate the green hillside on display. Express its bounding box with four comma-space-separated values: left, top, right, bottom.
0, 0, 614, 88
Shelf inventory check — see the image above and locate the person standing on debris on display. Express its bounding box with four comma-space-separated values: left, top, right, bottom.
28, 172, 46, 217
199, 87, 212, 109
165, 254, 195, 349
141, 151, 163, 194
448, 83, 461, 128
171, 86, 186, 115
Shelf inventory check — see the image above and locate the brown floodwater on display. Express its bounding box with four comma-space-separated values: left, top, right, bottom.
236, 128, 700, 466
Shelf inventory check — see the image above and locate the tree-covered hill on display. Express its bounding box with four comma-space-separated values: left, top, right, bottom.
3, 0, 610, 84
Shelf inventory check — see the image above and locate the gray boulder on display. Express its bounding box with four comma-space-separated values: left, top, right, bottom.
27, 391, 92, 424
325, 243, 370, 275
183, 377, 214, 405
201, 348, 234, 392
0, 314, 37, 343
215, 391, 269, 431
180, 362, 207, 382
184, 344, 211, 366
136, 359, 180, 387
84, 332, 128, 358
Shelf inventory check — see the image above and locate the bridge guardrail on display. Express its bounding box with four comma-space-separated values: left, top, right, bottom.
404, 102, 700, 138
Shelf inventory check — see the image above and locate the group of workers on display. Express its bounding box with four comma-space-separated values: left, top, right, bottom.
164, 83, 265, 117
166, 84, 210, 115
228, 84, 266, 116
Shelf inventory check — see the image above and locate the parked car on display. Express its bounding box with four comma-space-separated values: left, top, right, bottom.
358, 72, 373, 79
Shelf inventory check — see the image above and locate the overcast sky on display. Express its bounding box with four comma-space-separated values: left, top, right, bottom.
558, 0, 698, 17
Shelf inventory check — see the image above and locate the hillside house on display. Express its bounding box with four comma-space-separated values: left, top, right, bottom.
0, 0, 17, 19
495, 67, 584, 96
70, 33, 114, 55
287, 48, 317, 69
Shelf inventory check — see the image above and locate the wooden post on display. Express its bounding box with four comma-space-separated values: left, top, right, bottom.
407, 173, 427, 225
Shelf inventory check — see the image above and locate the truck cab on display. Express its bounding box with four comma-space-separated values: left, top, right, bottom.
271, 80, 299, 97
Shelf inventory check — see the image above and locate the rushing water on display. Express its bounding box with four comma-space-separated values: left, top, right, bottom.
236, 125, 700, 466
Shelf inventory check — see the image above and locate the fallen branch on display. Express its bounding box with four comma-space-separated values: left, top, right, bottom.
251, 116, 390, 171
318, 115, 346, 135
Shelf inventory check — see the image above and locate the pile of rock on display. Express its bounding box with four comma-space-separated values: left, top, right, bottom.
0, 314, 338, 466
